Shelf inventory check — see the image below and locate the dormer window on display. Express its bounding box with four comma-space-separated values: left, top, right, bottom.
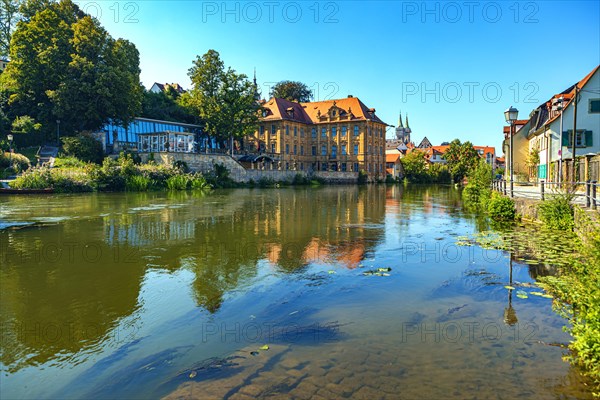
261, 109, 268, 117
286, 107, 294, 118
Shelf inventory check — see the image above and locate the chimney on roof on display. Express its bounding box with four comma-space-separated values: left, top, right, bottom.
348, 95, 353, 98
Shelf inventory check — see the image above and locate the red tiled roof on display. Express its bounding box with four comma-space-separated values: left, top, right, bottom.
386, 153, 401, 163
546, 65, 599, 125
260, 96, 388, 126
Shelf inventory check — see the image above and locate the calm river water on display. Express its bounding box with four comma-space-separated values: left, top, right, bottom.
0, 185, 592, 399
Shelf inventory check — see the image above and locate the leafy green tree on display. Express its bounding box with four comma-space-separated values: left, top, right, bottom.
3, 0, 141, 140
141, 89, 198, 124
400, 150, 429, 183
60, 132, 104, 163
443, 139, 480, 183
11, 115, 41, 134
187, 50, 259, 148
269, 80, 313, 102
0, 0, 23, 58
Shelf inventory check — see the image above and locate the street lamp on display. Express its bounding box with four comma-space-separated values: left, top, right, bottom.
504, 106, 519, 198
7, 134, 13, 164
555, 97, 564, 184
56, 120, 60, 145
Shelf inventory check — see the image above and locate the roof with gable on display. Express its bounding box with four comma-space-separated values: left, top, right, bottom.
258, 96, 388, 126
301, 97, 387, 125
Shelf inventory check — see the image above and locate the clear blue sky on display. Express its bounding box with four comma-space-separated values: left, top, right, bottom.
93, 0, 600, 155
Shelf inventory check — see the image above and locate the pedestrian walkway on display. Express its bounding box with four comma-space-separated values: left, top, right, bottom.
495, 181, 597, 206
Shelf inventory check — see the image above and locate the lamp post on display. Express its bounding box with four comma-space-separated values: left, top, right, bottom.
556, 97, 564, 184
56, 120, 60, 145
504, 106, 519, 198
7, 134, 13, 164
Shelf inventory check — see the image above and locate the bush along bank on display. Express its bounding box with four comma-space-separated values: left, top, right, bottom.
462, 160, 517, 222
537, 203, 599, 391
9, 153, 211, 193
465, 164, 598, 390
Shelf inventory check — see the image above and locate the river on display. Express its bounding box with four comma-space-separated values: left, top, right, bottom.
0, 185, 592, 399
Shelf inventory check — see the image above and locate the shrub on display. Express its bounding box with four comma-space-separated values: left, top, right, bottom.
487, 192, 515, 221
10, 168, 53, 189
60, 133, 104, 164
292, 173, 309, 185
190, 174, 210, 190
0, 151, 31, 171
358, 169, 368, 184
126, 175, 151, 191
538, 194, 574, 231
53, 156, 87, 169
166, 174, 189, 190
173, 160, 190, 173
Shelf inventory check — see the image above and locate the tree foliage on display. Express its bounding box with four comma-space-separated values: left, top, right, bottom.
443, 139, 480, 183
400, 150, 429, 182
60, 132, 104, 164
0, 0, 23, 58
141, 89, 198, 124
187, 49, 259, 147
269, 80, 313, 102
2, 0, 142, 140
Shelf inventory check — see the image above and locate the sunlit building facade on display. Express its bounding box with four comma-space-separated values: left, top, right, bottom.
246, 96, 389, 179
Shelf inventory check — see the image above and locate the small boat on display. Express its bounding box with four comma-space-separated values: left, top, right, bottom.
0, 188, 54, 194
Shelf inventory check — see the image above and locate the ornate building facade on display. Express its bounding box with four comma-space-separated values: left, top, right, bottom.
246, 96, 389, 178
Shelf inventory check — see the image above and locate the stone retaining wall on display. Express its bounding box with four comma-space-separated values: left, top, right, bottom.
139, 152, 358, 183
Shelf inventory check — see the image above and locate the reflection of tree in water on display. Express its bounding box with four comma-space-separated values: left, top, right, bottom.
189, 186, 387, 312
0, 223, 145, 372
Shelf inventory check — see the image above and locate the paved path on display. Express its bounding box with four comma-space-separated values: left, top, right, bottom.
498, 182, 597, 206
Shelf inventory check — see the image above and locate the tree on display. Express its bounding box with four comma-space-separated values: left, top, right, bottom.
188, 50, 259, 148
269, 80, 313, 102
3, 0, 142, 140
0, 0, 23, 58
11, 115, 41, 134
141, 89, 197, 124
443, 139, 480, 183
400, 150, 429, 182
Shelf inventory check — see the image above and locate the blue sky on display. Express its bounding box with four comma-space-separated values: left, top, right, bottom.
92, 0, 600, 154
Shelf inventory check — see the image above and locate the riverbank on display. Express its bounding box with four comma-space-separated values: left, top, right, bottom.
491, 191, 600, 391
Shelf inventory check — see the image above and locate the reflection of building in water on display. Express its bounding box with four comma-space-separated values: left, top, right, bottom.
104, 215, 196, 246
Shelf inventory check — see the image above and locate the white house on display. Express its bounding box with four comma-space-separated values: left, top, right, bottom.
548, 66, 599, 163
527, 65, 599, 181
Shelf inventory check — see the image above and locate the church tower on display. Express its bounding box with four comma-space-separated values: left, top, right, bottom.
395, 111, 411, 144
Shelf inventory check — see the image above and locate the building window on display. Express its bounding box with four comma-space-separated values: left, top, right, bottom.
300, 163, 304, 170
354, 144, 359, 155
321, 145, 327, 156
589, 99, 600, 113
294, 126, 297, 136
259, 125, 264, 136
331, 145, 337, 158
341, 126, 347, 137
286, 162, 289, 170
353, 162, 359, 172
341, 144, 347, 155
321, 127, 327, 138
301, 145, 304, 155
271, 143, 276, 153
294, 144, 297, 155
271, 125, 276, 135
368, 145, 371, 154
312, 146, 317, 156
354, 125, 359, 136
286, 144, 289, 154
300, 128, 305, 137
321, 163, 327, 171
312, 128, 317, 138
286, 126, 289, 135
341, 163, 347, 172
332, 127, 337, 137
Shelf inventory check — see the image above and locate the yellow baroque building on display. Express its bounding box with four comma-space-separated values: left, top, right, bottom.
245, 96, 389, 179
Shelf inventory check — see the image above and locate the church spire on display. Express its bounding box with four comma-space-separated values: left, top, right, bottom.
398, 110, 404, 128
405, 114, 410, 129
252, 67, 261, 101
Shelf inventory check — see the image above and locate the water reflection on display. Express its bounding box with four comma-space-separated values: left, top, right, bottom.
0, 187, 390, 372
